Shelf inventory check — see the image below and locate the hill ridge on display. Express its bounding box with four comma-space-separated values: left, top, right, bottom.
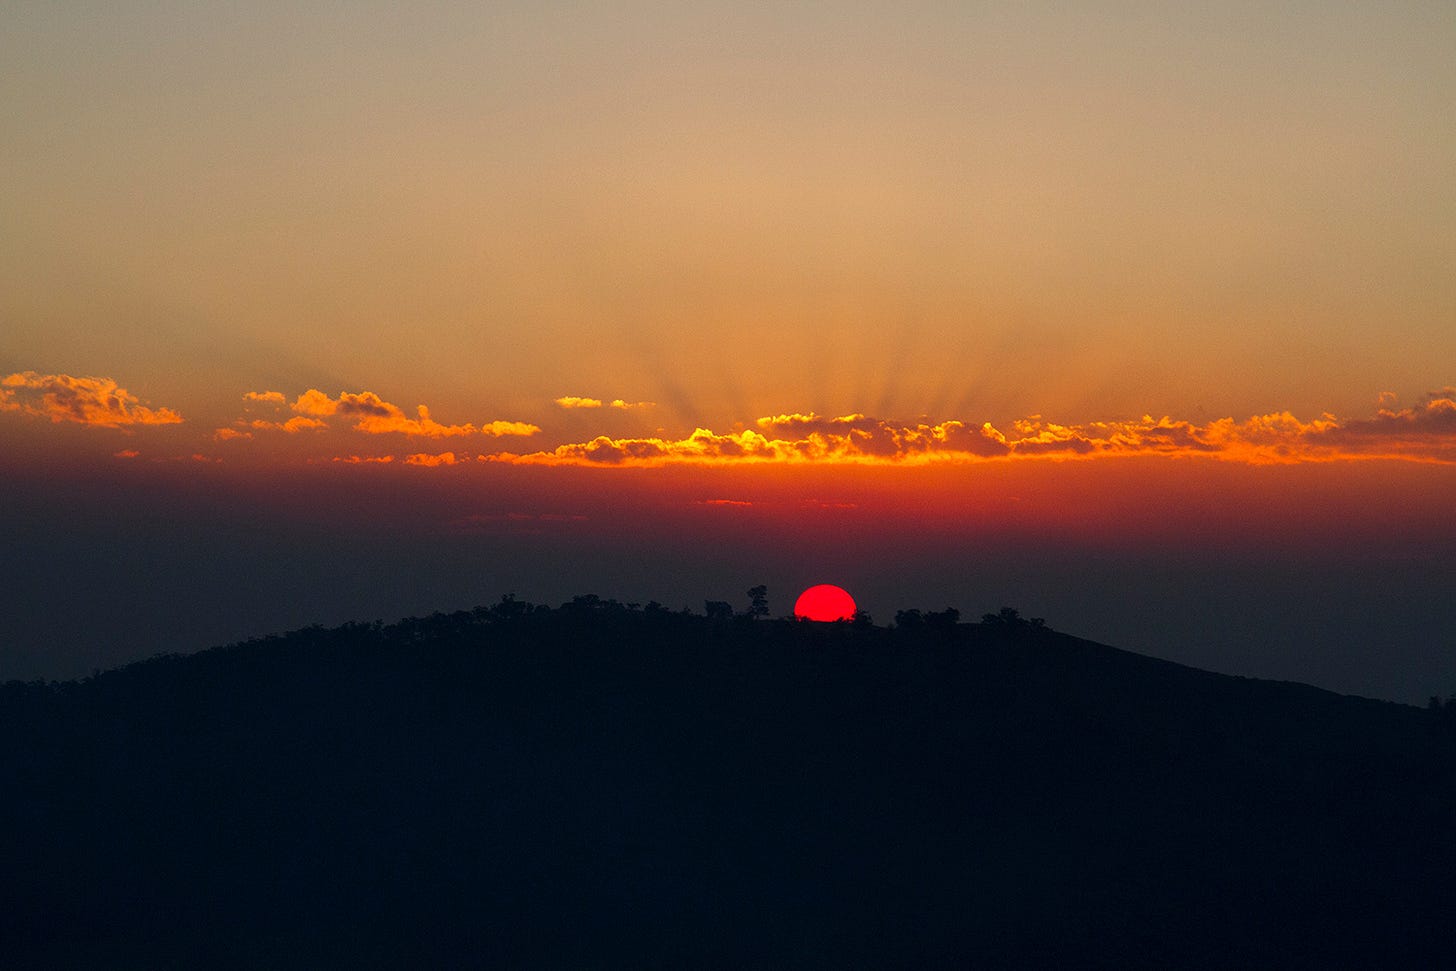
3, 599, 1452, 967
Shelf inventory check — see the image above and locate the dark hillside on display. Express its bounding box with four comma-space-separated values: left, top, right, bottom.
3, 601, 1453, 968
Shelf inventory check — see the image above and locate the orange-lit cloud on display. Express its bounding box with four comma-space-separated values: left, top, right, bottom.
479, 420, 543, 436
247, 416, 328, 433
289, 389, 539, 438
555, 395, 654, 410
228, 388, 540, 439
404, 451, 459, 466
213, 427, 252, 441
113, 449, 141, 459
1, 372, 183, 428
332, 454, 395, 464
489, 392, 1456, 467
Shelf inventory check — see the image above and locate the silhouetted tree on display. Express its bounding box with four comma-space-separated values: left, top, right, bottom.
981, 607, 1022, 628
979, 606, 1045, 632
704, 600, 734, 622
489, 593, 530, 621
895, 609, 924, 631
746, 585, 769, 618
926, 607, 959, 631
897, 607, 959, 634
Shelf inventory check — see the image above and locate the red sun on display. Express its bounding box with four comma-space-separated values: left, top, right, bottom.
793, 584, 857, 622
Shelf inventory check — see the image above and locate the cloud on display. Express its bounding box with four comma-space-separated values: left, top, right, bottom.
555, 395, 654, 410
479, 420, 543, 437
243, 391, 286, 404
247, 416, 327, 433
698, 499, 753, 507
751, 413, 1014, 459
213, 428, 253, 441
288, 389, 540, 438
1, 372, 183, 428
1297, 390, 1456, 462
490, 415, 1015, 467
332, 455, 395, 464
488, 394, 1456, 467
405, 451, 459, 467
113, 449, 141, 459
492, 427, 790, 466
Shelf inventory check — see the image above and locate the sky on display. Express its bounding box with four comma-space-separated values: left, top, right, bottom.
2, 2, 1453, 702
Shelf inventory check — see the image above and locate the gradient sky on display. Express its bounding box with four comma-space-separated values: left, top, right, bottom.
3, 2, 1453, 701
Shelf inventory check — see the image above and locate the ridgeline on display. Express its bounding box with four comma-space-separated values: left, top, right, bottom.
3, 596, 1454, 968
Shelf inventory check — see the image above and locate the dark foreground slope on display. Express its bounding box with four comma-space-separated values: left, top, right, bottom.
3, 603, 1453, 968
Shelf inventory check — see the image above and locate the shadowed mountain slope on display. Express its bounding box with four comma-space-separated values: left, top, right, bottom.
3, 601, 1453, 968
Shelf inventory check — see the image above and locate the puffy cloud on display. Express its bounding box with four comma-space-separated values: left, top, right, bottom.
555, 395, 654, 410
213, 428, 253, 441
750, 413, 1013, 459
247, 416, 327, 433
243, 391, 286, 404
1296, 390, 1456, 462
405, 451, 459, 467
495, 427, 793, 466
291, 389, 385, 419
479, 420, 543, 437
1, 372, 183, 428
489, 395, 1456, 467
289, 389, 539, 438
490, 414, 1017, 467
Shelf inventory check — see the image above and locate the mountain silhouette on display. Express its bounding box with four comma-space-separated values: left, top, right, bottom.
3, 598, 1453, 968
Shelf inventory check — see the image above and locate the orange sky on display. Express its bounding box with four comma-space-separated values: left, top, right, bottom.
5, 371, 1455, 469
3, 4, 1452, 429
1, 3, 1453, 700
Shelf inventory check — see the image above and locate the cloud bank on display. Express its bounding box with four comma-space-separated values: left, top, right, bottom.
490, 392, 1456, 467
11, 371, 1451, 470
229, 388, 541, 439
1, 372, 183, 428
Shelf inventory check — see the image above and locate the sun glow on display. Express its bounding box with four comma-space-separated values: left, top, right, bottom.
794, 584, 858, 622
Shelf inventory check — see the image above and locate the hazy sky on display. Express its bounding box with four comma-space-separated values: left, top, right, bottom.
3, 3, 1453, 701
